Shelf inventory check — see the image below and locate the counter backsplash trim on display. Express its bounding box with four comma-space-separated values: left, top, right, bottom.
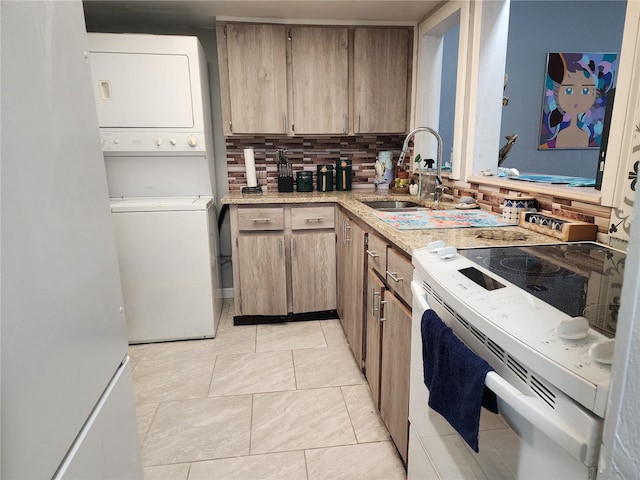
225, 135, 406, 192
442, 177, 613, 238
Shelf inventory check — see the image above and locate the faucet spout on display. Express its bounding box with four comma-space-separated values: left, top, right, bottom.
398, 126, 445, 202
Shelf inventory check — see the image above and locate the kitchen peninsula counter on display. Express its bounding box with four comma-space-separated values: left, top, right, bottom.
221, 190, 559, 255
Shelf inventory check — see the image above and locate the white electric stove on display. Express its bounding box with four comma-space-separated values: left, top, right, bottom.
409, 241, 626, 479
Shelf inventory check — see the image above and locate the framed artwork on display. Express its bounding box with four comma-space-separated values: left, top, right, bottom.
539, 52, 617, 150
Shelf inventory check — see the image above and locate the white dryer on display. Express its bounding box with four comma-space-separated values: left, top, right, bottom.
110, 196, 221, 343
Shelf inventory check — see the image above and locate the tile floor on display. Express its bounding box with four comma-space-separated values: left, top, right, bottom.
130, 299, 407, 480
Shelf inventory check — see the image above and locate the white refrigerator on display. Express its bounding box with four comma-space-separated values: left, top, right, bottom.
1, 1, 143, 478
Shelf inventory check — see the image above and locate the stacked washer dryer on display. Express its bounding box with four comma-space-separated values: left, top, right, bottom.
88, 33, 222, 343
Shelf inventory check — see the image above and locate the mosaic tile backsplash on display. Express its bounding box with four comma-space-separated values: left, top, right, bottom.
225, 135, 407, 191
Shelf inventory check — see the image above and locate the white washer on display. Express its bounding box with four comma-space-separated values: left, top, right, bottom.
110, 196, 221, 343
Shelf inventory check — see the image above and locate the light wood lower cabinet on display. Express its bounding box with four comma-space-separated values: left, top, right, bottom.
237, 234, 287, 315
231, 204, 336, 317
363, 236, 412, 464
291, 231, 336, 313
365, 268, 384, 406
336, 209, 366, 368
379, 292, 411, 463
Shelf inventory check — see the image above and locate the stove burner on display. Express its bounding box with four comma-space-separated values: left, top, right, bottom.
483, 254, 577, 279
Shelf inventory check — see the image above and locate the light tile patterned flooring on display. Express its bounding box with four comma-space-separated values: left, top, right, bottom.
130, 299, 407, 480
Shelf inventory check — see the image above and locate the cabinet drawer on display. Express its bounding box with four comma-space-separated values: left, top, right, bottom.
291, 206, 335, 230
386, 248, 412, 306
366, 233, 388, 277
237, 207, 284, 231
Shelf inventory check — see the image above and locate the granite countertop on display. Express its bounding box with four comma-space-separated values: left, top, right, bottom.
222, 189, 560, 255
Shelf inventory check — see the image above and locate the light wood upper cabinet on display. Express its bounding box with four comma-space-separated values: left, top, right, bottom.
290, 27, 349, 134
354, 27, 410, 134
218, 24, 287, 135
218, 23, 412, 136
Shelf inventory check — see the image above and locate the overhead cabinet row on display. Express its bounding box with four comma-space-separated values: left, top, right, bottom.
216, 24, 412, 135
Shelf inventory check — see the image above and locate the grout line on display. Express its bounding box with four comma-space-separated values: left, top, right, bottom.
339, 385, 360, 444
291, 349, 299, 391
248, 393, 255, 456
206, 354, 218, 398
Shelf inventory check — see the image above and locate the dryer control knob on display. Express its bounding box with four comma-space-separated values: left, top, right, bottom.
156, 138, 162, 147
113, 138, 120, 145
187, 135, 199, 147
170, 138, 177, 146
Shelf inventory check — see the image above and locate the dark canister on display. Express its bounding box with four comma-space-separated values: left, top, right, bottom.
335, 159, 352, 191
316, 164, 334, 192
296, 170, 314, 192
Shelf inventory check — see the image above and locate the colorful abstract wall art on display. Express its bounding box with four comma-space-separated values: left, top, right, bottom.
539, 52, 617, 150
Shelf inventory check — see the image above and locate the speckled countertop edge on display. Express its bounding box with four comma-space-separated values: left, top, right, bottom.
221, 189, 561, 256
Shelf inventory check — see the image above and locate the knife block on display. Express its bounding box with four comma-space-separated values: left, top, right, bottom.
278, 176, 294, 193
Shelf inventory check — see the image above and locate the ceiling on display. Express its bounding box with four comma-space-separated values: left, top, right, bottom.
82, 1, 445, 28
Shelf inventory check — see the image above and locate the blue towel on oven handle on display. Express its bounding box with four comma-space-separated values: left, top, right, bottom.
421, 309, 499, 453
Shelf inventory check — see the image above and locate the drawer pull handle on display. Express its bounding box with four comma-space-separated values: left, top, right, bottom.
305, 217, 323, 223
366, 250, 380, 259
379, 300, 387, 322
252, 218, 272, 223
371, 288, 379, 317
387, 271, 403, 283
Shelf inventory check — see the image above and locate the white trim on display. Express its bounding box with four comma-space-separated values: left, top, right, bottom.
600, 1, 640, 208
414, 1, 470, 177
216, 15, 417, 27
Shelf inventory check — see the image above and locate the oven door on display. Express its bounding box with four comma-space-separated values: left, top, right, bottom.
409, 280, 599, 480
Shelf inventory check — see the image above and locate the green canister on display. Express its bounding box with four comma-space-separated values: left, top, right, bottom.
335, 159, 352, 191
296, 170, 314, 192
316, 164, 334, 192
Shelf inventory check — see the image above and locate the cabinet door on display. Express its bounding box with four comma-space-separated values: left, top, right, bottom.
365, 269, 385, 408
290, 26, 349, 134
380, 293, 411, 463
291, 231, 336, 313
336, 212, 366, 367
237, 234, 287, 315
354, 27, 410, 133
225, 24, 287, 134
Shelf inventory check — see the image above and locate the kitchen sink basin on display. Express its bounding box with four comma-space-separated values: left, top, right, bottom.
361, 200, 428, 211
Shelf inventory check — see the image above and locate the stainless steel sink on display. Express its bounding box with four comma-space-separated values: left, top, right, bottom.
361, 200, 428, 211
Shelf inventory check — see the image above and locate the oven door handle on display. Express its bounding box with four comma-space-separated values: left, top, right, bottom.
411, 281, 430, 312
486, 370, 590, 464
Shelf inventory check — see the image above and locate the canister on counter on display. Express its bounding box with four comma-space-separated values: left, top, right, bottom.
317, 164, 334, 192
502, 195, 537, 224
335, 159, 352, 191
296, 170, 314, 192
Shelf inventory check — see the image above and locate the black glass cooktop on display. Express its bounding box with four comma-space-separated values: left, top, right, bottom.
459, 242, 626, 338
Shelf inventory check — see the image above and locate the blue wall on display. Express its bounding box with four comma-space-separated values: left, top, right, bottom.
499, 0, 626, 177
439, 24, 460, 170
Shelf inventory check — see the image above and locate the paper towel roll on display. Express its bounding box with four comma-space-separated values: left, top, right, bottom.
244, 148, 257, 188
